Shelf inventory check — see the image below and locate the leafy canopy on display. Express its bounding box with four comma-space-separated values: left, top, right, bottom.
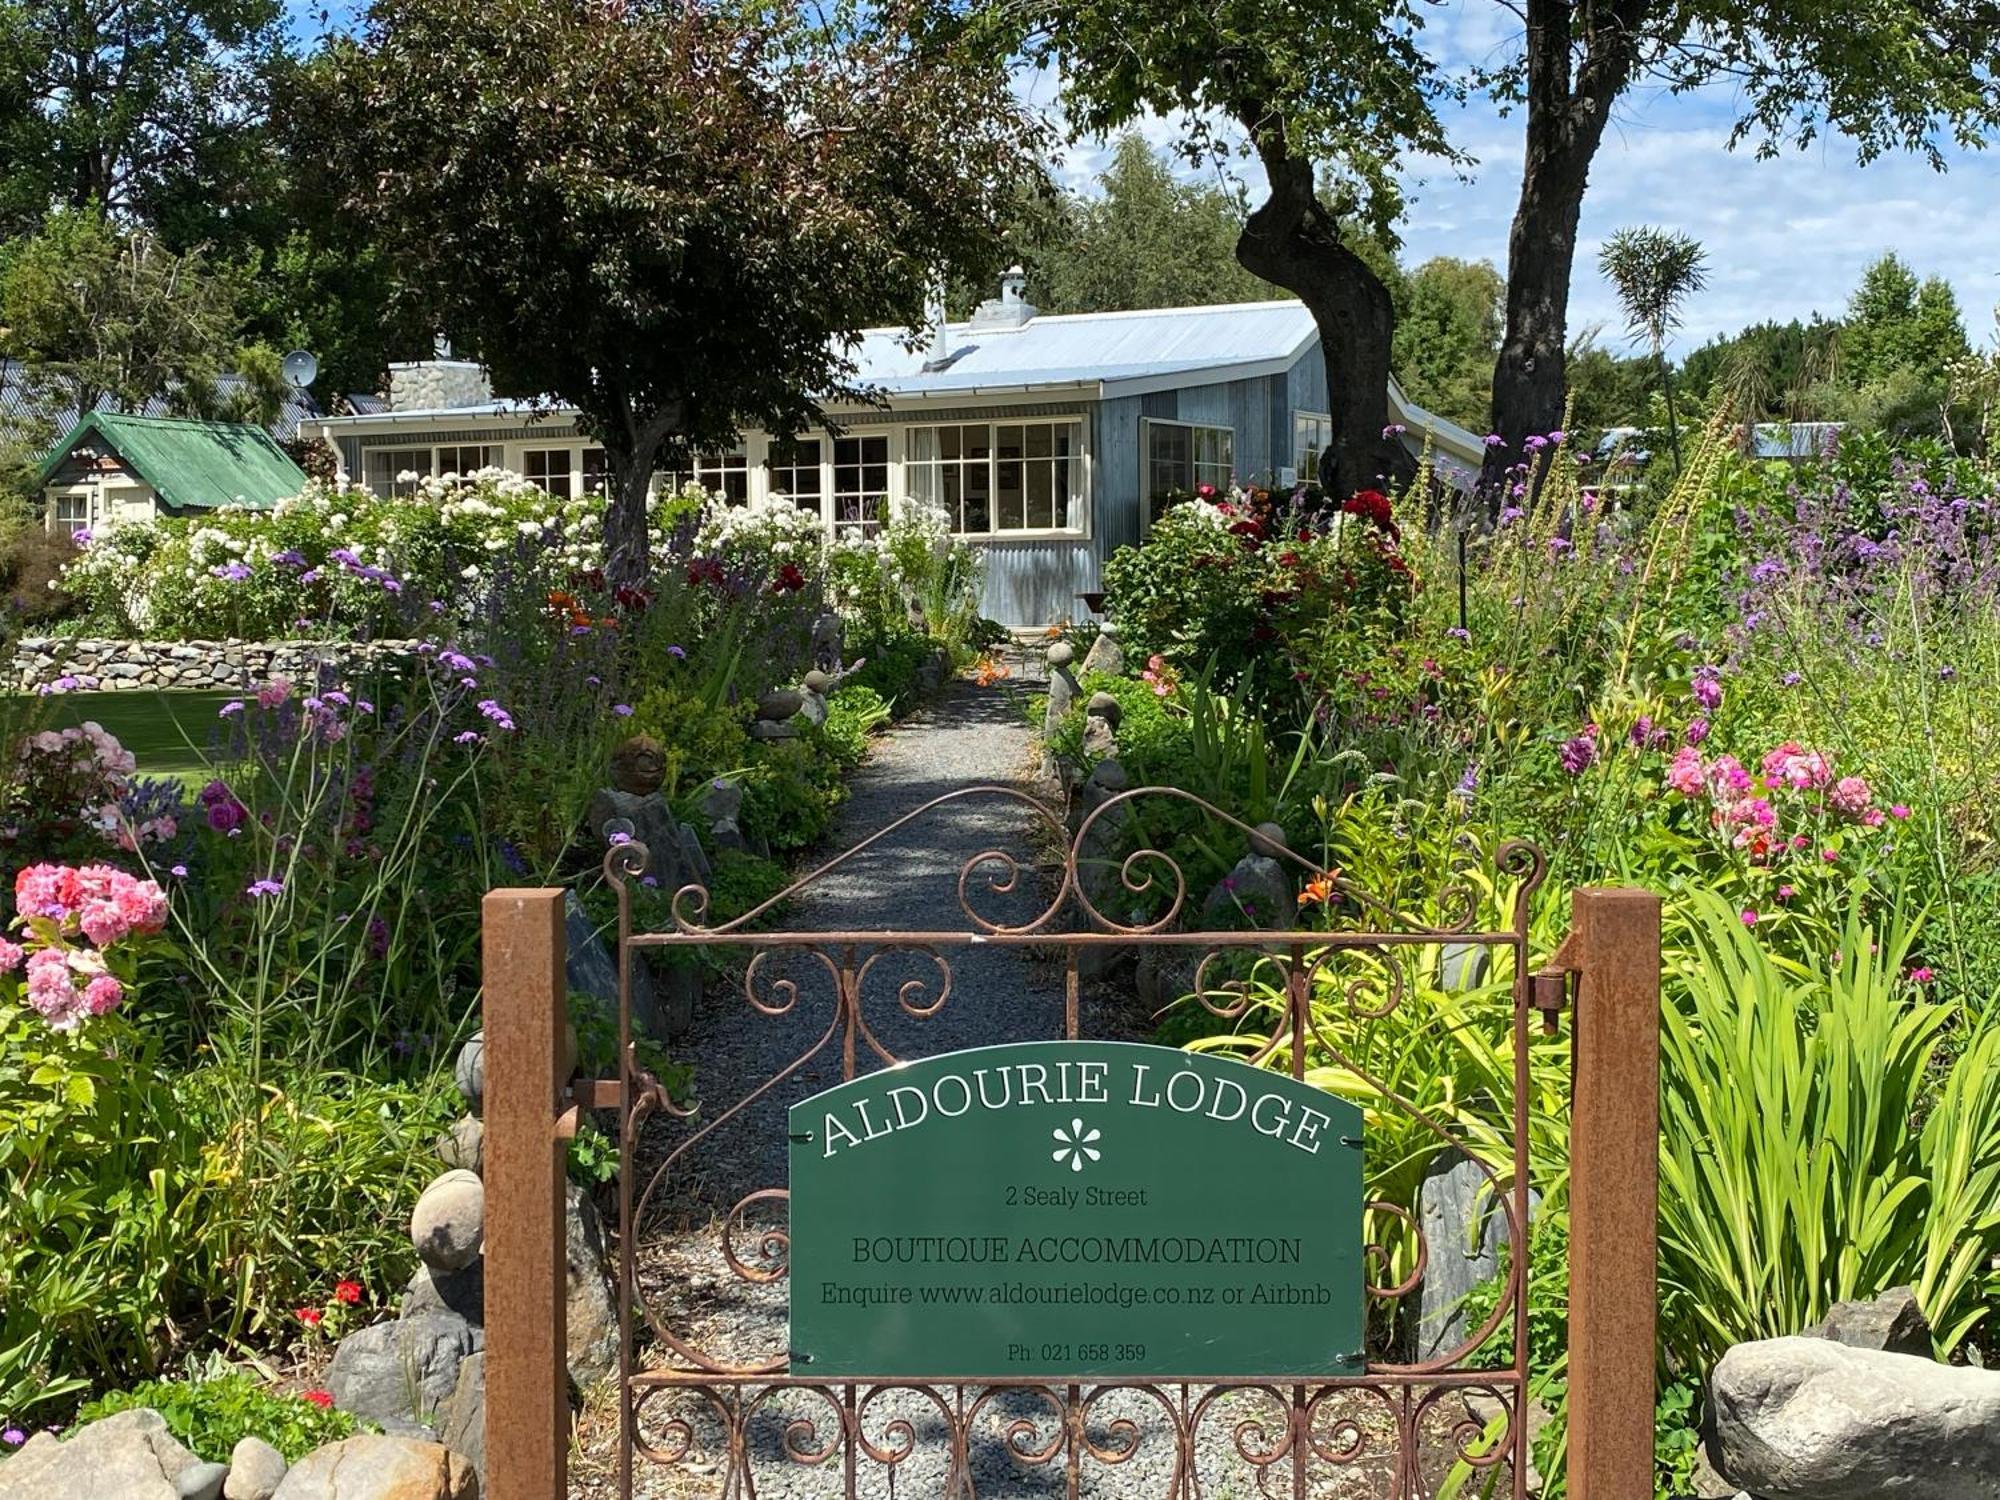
307, 0, 1042, 574
1598, 227, 1710, 357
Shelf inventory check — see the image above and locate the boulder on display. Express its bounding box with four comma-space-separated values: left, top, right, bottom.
795, 687, 828, 728
326, 1314, 477, 1427
402, 1259, 485, 1328
564, 891, 673, 1042
0, 1408, 202, 1500
1709, 1336, 2000, 1500
566, 1183, 619, 1389
1079, 625, 1124, 677
1045, 639, 1074, 670
582, 790, 683, 882
222, 1438, 288, 1500
801, 669, 833, 696
1414, 1150, 1512, 1363
1249, 821, 1288, 858
451, 1037, 483, 1116
1806, 1285, 1932, 1358
810, 615, 844, 671
698, 778, 745, 851
434, 1116, 483, 1175
1200, 854, 1293, 930
268, 1436, 477, 1500
754, 689, 802, 722
748, 720, 797, 741
437, 1353, 484, 1482
1083, 691, 1122, 728
1080, 715, 1117, 761
177, 1462, 229, 1500
411, 1170, 485, 1273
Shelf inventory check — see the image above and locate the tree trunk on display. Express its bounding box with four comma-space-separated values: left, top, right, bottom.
1235, 151, 1401, 498
601, 400, 681, 587
1659, 350, 1684, 475
1483, 0, 1635, 495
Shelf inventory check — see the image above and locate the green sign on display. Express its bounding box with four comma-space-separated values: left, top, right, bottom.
788, 1041, 1365, 1378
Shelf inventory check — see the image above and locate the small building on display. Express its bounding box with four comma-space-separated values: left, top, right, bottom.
37, 411, 310, 536
302, 277, 1484, 626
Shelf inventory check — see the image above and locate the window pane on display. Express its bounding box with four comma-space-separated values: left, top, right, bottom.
582, 448, 608, 495
960, 461, 991, 533
962, 425, 992, 460
996, 425, 1025, 461
1025, 462, 1053, 529
1025, 424, 1053, 460
996, 459, 1024, 530
908, 428, 938, 463
1055, 456, 1075, 529
939, 426, 961, 461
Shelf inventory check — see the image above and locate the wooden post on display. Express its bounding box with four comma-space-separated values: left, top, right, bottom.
1565, 886, 1661, 1500
482, 889, 569, 1500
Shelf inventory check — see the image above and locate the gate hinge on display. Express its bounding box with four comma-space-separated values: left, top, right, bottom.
1530, 933, 1580, 1036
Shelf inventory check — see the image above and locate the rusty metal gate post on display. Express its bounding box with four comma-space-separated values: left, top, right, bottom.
482, 889, 570, 1500
1564, 887, 1662, 1500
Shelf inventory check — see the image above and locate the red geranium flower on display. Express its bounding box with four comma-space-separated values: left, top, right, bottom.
297, 1307, 323, 1327
332, 1280, 364, 1306
300, 1389, 334, 1410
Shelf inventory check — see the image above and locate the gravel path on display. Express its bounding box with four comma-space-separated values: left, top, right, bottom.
576, 656, 1503, 1500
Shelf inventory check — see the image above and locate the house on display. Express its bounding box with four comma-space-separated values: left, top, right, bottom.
301, 275, 1484, 626
1, 358, 326, 445
36, 411, 310, 536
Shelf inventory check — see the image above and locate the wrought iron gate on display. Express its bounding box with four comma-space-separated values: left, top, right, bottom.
478, 786, 1663, 1500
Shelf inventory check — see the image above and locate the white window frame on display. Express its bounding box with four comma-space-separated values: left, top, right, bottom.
361, 443, 498, 496
832, 433, 890, 531
766, 437, 826, 518
1293, 411, 1333, 484
49, 489, 93, 535
693, 449, 750, 504
903, 418, 1088, 540
1141, 417, 1235, 530
521, 446, 574, 499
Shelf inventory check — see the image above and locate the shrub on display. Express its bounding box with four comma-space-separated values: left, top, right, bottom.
75, 1372, 359, 1462
1, 525, 81, 628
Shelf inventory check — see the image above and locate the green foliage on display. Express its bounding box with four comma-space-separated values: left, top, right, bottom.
1393, 257, 1504, 430
76, 1372, 359, 1463
816, 686, 892, 769
0, 206, 270, 425
305, 0, 1042, 573
1657, 892, 2000, 1364
742, 738, 846, 853
1029, 133, 1283, 314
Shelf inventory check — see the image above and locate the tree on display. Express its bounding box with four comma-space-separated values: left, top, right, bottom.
0, 0, 290, 237
947, 0, 1461, 496
307, 0, 1039, 583
1034, 133, 1283, 314
1476, 0, 2000, 487
1679, 317, 1842, 420
1841, 252, 1971, 391
1392, 257, 1504, 429
1597, 227, 1707, 474
0, 204, 274, 433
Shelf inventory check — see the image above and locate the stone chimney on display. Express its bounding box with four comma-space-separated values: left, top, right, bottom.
386, 343, 494, 412
968, 265, 1036, 332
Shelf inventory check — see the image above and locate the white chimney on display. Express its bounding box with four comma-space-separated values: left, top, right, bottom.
921, 275, 952, 372
969, 265, 1036, 331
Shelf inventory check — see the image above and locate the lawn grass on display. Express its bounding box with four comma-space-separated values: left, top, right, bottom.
15, 689, 232, 780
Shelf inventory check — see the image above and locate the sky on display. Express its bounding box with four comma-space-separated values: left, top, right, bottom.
1017, 1, 2000, 356
290, 0, 2000, 358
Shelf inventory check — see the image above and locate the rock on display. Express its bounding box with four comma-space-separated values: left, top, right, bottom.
749, 720, 797, 741
177, 1461, 229, 1500
810, 615, 844, 672
327, 1314, 477, 1427
268, 1436, 477, 1500
802, 669, 833, 695
1084, 691, 1122, 728
564, 890, 672, 1042
451, 1037, 483, 1116
1249, 821, 1288, 857
755, 689, 803, 722
582, 789, 683, 880
402, 1259, 485, 1328
566, 1183, 619, 1389
1438, 942, 1491, 991
223, 1438, 288, 1500
1045, 639, 1074, 669
677, 824, 712, 887
1709, 1336, 2000, 1499
1085, 758, 1129, 795
916, 647, 949, 692
698, 778, 745, 851
1414, 1150, 1513, 1363
411, 1170, 484, 1273
1806, 1285, 1932, 1358
1079, 624, 1123, 677
607, 734, 666, 796
796, 688, 828, 728
1080, 715, 1118, 760
1201, 854, 1293, 929
435, 1116, 483, 1174
1462, 1393, 1550, 1493
438, 1353, 484, 1482
1685, 1442, 1746, 1500
0, 1408, 201, 1500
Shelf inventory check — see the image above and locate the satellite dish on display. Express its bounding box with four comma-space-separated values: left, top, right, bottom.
281, 350, 319, 389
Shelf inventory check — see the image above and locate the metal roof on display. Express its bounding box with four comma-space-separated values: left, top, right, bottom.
0, 359, 324, 444
36, 411, 309, 511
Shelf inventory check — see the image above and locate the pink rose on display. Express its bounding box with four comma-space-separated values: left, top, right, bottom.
82, 974, 123, 1016
1830, 775, 1872, 817
79, 899, 130, 948
0, 939, 22, 973
1665, 747, 1706, 797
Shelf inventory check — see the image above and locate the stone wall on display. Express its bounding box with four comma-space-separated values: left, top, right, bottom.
8, 636, 423, 693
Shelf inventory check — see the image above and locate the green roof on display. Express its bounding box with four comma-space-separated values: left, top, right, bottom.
37, 411, 307, 512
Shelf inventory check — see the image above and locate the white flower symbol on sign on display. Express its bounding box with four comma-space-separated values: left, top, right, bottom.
1051, 1118, 1102, 1173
